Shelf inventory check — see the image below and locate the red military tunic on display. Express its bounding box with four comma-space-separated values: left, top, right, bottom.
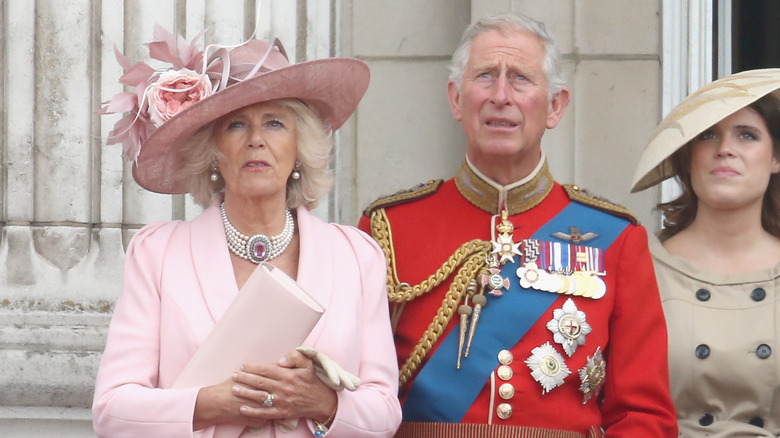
358, 158, 677, 437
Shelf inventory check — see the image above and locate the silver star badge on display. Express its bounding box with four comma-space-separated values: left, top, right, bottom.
525, 342, 571, 394
546, 298, 592, 357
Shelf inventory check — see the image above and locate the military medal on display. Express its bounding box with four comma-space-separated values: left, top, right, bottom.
515, 237, 607, 300
525, 342, 571, 394
546, 298, 592, 357
591, 276, 606, 299
482, 265, 510, 296
491, 210, 521, 264
516, 239, 546, 288
579, 347, 606, 404
534, 269, 563, 294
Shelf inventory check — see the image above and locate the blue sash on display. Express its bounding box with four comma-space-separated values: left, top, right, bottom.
402, 202, 630, 422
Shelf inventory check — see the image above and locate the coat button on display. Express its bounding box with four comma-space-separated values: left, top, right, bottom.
695, 344, 710, 359
699, 413, 714, 426
695, 289, 711, 301
756, 344, 772, 359
749, 416, 765, 428
498, 383, 515, 400
496, 403, 512, 420
751, 288, 767, 302
497, 365, 513, 380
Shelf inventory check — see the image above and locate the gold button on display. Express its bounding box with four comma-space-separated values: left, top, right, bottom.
498, 383, 515, 400
496, 402, 513, 420
497, 349, 513, 365
497, 364, 513, 380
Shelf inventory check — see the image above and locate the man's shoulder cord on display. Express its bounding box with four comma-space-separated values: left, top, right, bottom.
369, 208, 491, 387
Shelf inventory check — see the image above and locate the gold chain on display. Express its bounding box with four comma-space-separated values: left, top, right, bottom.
369, 208, 491, 387
370, 209, 491, 301
398, 251, 487, 386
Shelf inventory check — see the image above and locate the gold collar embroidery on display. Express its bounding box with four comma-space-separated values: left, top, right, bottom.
455, 155, 554, 215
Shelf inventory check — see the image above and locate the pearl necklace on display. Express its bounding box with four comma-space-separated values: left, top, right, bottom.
220, 203, 295, 263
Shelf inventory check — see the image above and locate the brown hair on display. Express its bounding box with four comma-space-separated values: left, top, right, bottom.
657, 93, 780, 240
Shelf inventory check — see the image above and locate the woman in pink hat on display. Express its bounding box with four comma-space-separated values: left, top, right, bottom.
91, 26, 401, 438
632, 69, 780, 436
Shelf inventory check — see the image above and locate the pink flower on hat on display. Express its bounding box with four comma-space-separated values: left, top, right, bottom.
99, 24, 208, 162
146, 69, 213, 126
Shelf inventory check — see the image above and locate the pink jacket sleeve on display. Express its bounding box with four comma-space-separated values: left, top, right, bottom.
92, 221, 202, 438
313, 225, 402, 436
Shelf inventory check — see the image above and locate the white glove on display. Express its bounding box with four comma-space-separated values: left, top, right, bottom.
296, 346, 362, 391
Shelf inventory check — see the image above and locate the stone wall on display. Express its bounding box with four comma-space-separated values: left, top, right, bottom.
352, 0, 664, 227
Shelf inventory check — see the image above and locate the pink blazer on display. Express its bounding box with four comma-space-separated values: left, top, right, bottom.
92, 204, 402, 438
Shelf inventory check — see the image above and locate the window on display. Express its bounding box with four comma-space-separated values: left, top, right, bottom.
731, 0, 780, 71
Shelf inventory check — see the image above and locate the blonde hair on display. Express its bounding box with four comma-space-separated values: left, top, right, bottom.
181, 99, 334, 209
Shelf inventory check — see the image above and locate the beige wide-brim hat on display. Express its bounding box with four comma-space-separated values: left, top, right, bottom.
133, 39, 369, 194
631, 68, 780, 192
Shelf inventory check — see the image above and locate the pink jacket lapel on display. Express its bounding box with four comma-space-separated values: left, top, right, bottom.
295, 206, 335, 311
190, 202, 239, 324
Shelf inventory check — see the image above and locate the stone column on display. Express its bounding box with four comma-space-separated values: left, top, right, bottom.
0, 1, 340, 435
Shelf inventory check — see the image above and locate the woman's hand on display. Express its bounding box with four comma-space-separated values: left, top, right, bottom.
192, 378, 271, 431
231, 349, 338, 425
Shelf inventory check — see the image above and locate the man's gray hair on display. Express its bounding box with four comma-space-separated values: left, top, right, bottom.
448, 12, 566, 101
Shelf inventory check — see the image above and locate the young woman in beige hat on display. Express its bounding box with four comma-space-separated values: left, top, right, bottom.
91, 26, 401, 438
632, 69, 780, 436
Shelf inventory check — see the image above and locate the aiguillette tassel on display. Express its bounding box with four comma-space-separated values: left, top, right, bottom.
456, 302, 472, 369
465, 292, 487, 358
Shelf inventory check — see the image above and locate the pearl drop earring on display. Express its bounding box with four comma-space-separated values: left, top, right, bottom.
291, 160, 301, 180
210, 160, 219, 182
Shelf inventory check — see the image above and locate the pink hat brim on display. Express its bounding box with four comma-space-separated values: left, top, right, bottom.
132, 57, 369, 194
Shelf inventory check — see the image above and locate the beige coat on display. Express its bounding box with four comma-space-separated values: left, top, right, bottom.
650, 235, 780, 437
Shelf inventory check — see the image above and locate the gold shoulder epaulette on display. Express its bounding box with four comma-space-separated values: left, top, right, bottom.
563, 184, 640, 225
363, 179, 443, 217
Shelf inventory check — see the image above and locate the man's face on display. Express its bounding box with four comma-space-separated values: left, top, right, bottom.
447, 28, 568, 180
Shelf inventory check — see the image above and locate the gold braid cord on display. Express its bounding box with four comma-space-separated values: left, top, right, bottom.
369, 208, 491, 387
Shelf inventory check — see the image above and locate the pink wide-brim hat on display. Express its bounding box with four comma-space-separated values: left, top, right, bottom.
133, 39, 369, 194
631, 68, 780, 192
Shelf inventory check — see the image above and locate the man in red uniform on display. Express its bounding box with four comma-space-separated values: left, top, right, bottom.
358, 12, 677, 438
